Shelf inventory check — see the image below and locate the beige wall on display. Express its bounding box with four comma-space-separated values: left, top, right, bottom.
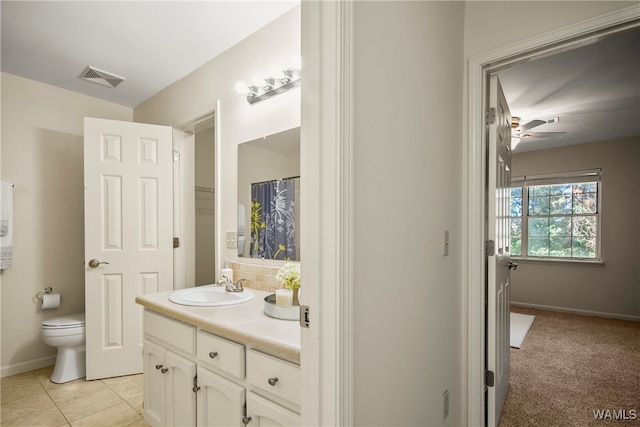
463, 1, 637, 58
0, 72, 132, 376
352, 2, 465, 425
134, 7, 301, 272
511, 138, 640, 318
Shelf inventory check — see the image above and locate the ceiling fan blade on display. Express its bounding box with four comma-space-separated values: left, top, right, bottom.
519, 119, 546, 131
521, 132, 567, 139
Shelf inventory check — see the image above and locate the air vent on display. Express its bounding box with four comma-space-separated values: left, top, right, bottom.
80, 66, 125, 88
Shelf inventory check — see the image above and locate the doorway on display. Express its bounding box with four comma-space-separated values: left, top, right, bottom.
466, 9, 640, 427
176, 112, 216, 288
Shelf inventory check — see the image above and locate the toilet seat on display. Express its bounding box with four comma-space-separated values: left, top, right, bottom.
42, 313, 85, 329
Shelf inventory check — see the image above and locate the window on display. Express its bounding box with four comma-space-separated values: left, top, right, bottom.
510, 170, 601, 260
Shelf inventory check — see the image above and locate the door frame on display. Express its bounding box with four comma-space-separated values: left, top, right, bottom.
464, 6, 640, 425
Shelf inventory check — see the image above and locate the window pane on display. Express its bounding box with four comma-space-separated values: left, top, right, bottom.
549, 194, 572, 214
573, 192, 597, 214
572, 216, 597, 237
529, 196, 549, 215
550, 184, 571, 195
532, 185, 550, 196
510, 188, 523, 217
573, 237, 596, 258
528, 237, 549, 256
550, 237, 571, 257
528, 218, 548, 236
510, 218, 521, 256
549, 217, 571, 236
574, 182, 597, 193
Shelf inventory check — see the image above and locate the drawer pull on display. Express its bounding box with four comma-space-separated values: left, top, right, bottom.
268, 377, 279, 386
209, 351, 218, 359
155, 364, 163, 370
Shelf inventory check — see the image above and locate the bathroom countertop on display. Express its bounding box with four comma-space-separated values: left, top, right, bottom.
135, 287, 301, 364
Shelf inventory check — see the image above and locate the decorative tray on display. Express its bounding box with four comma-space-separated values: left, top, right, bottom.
264, 294, 300, 321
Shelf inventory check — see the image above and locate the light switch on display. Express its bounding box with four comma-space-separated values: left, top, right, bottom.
443, 229, 449, 256
226, 231, 237, 249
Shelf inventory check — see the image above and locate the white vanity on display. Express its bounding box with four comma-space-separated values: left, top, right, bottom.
135, 288, 301, 427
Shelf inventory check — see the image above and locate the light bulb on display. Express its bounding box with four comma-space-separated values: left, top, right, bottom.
235, 81, 249, 95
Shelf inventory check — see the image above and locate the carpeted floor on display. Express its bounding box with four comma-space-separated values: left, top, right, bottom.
498, 306, 640, 427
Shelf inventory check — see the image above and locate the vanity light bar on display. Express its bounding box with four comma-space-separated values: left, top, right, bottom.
245, 67, 301, 105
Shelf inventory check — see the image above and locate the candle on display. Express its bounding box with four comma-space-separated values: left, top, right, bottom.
275, 289, 293, 306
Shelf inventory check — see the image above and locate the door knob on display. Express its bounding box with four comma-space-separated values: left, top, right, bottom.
88, 259, 109, 268
509, 261, 518, 270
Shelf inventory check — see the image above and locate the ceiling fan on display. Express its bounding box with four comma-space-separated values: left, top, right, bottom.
511, 116, 567, 149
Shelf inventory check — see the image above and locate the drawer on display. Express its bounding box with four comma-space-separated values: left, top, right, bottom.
144, 310, 196, 354
246, 349, 300, 406
197, 331, 245, 378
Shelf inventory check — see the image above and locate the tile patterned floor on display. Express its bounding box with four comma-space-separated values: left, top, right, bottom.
0, 366, 150, 427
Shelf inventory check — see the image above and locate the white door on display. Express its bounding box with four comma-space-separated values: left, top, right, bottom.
84, 117, 173, 380
486, 74, 512, 426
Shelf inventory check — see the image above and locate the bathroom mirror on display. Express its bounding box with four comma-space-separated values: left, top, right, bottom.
237, 127, 300, 260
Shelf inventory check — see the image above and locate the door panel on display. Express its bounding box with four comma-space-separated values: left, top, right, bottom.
486, 75, 512, 426
84, 117, 173, 380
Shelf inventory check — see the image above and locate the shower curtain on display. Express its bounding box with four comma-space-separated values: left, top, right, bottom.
250, 178, 296, 260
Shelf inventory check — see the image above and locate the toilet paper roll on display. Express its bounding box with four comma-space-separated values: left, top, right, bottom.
41, 292, 61, 309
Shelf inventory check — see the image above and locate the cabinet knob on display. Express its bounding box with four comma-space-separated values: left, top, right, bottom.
268, 377, 279, 386
161, 368, 168, 374
242, 416, 252, 425
192, 386, 201, 393
155, 364, 163, 370
209, 352, 218, 359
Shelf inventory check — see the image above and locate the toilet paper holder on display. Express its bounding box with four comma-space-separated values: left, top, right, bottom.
36, 287, 53, 300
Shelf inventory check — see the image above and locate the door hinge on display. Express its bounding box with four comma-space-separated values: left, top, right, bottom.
485, 370, 495, 387
300, 305, 310, 328
173, 237, 180, 248
192, 375, 200, 393
485, 240, 495, 256
485, 107, 496, 125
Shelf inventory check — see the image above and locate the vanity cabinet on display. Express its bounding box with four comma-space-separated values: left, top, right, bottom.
142, 310, 300, 427
143, 339, 196, 426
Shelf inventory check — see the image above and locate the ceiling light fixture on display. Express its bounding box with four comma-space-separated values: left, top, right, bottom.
236, 56, 301, 105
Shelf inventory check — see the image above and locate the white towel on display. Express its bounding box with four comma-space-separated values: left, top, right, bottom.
1, 181, 14, 269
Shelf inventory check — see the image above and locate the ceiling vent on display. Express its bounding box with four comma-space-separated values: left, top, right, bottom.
80, 66, 125, 88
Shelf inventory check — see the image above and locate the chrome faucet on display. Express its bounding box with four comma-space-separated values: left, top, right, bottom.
217, 276, 245, 293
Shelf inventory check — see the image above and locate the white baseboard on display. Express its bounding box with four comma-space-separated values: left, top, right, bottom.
1, 355, 56, 378
511, 302, 640, 322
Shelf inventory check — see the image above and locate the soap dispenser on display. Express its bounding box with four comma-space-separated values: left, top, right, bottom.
220, 260, 234, 283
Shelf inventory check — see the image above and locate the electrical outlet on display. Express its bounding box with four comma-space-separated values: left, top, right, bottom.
226, 231, 237, 249
443, 389, 449, 421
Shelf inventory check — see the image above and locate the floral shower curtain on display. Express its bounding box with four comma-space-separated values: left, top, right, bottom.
250, 178, 296, 260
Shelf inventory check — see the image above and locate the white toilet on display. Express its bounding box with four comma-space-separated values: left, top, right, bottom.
40, 313, 86, 383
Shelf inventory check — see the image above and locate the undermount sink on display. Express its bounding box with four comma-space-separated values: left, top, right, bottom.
169, 285, 254, 307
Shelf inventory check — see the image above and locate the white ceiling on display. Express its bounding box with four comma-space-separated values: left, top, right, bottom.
497, 28, 640, 153
1, 2, 638, 153
1, 1, 299, 108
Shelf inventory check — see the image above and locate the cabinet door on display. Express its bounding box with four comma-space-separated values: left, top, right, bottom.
246, 392, 300, 427
143, 340, 167, 426
197, 367, 244, 427
166, 351, 197, 427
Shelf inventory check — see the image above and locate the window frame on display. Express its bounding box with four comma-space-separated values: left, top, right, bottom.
510, 169, 602, 263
